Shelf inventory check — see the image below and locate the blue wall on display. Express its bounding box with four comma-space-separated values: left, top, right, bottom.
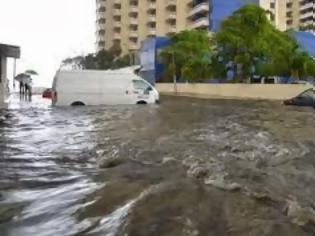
292, 31, 315, 58
139, 37, 170, 85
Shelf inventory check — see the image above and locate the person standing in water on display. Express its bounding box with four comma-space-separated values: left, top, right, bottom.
19, 81, 25, 96
24, 82, 32, 101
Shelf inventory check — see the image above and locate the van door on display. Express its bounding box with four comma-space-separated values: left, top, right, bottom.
131, 80, 155, 104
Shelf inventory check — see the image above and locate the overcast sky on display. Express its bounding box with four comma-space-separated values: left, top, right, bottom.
0, 0, 95, 87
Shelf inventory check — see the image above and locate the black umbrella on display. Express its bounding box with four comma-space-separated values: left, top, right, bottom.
15, 73, 32, 84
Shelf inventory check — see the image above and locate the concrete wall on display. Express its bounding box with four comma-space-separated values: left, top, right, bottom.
156, 83, 313, 100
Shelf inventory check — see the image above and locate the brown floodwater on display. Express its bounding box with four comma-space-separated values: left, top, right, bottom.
1, 95, 315, 236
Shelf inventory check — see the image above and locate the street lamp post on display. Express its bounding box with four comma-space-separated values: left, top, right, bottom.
13, 59, 16, 89
172, 51, 177, 94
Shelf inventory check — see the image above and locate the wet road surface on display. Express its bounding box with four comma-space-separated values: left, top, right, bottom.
1, 95, 315, 236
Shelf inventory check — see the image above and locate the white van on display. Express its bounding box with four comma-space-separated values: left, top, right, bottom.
52, 70, 159, 106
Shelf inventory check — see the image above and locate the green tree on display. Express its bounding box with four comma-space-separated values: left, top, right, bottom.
62, 44, 130, 70
95, 49, 115, 69
305, 59, 315, 77
112, 54, 130, 69
82, 54, 97, 69
214, 4, 313, 82
160, 30, 212, 82
214, 4, 276, 81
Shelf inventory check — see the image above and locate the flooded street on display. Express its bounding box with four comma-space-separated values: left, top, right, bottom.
1, 95, 315, 236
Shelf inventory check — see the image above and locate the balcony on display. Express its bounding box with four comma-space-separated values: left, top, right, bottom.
96, 0, 106, 9
188, 2, 209, 18
148, 3, 156, 10
189, 17, 209, 29
96, 12, 105, 21
96, 29, 106, 36
96, 15, 106, 25
166, 13, 177, 22
114, 33, 122, 40
148, 15, 156, 22
96, 22, 106, 31
300, 10, 313, 21
97, 6, 106, 13
168, 26, 177, 34
300, 2, 314, 11
95, 34, 105, 45
147, 28, 156, 37
130, 0, 138, 5
166, 0, 176, 9
129, 43, 139, 50
130, 18, 138, 25
113, 21, 122, 28
130, 6, 138, 13
113, 9, 121, 16
129, 31, 138, 38
97, 40, 105, 49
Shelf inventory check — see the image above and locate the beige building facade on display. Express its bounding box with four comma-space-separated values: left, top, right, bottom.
95, 0, 211, 54
260, 0, 315, 33
295, 0, 315, 33
259, 0, 288, 31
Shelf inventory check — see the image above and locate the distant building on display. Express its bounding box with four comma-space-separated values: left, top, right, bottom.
0, 43, 20, 108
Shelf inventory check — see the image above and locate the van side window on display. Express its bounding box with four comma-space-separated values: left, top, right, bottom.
299, 89, 314, 98
132, 80, 150, 91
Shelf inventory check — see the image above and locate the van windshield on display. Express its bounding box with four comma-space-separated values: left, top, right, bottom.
132, 80, 151, 91
298, 89, 314, 98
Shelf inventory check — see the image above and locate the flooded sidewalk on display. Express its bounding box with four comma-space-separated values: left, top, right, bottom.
1, 95, 315, 235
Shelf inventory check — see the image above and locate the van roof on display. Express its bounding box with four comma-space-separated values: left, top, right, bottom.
58, 70, 138, 75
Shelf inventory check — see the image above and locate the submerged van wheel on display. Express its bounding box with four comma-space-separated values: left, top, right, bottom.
137, 101, 147, 105
71, 101, 85, 106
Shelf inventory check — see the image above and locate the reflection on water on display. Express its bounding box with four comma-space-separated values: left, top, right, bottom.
1, 95, 315, 235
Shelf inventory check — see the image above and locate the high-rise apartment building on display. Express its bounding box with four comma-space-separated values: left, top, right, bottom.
95, 0, 211, 54
95, 0, 314, 55
96, 0, 210, 52
289, 0, 315, 33
261, 0, 314, 33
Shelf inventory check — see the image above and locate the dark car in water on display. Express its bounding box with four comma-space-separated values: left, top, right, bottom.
42, 89, 52, 99
284, 88, 314, 107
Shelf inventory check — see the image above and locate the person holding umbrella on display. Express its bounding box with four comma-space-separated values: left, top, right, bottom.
15, 73, 30, 97
15, 70, 38, 100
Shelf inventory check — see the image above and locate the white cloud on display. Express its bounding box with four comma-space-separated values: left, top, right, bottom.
0, 0, 95, 87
